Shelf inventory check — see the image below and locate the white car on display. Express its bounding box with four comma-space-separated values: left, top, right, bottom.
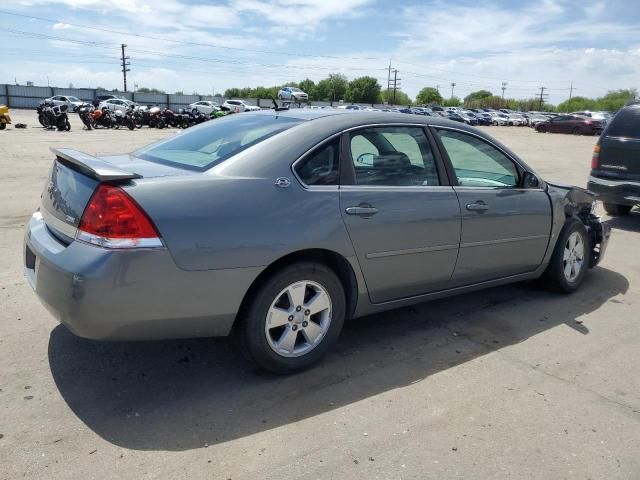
42, 95, 84, 112
99, 98, 146, 112
507, 114, 527, 126
489, 112, 510, 126
188, 101, 219, 115
222, 99, 260, 112
277, 86, 309, 103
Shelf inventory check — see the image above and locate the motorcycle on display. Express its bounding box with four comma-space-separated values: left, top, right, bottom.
90, 107, 115, 129
0, 105, 11, 130
78, 103, 95, 130
144, 106, 166, 129
112, 108, 135, 130
51, 104, 71, 131
37, 102, 55, 129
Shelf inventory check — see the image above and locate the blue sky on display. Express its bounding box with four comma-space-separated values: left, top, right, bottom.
2, 0, 639, 104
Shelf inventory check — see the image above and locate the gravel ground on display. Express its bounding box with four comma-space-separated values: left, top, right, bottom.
1, 109, 639, 480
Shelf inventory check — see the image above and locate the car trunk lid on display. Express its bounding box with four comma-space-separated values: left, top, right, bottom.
41, 148, 190, 243
598, 136, 640, 181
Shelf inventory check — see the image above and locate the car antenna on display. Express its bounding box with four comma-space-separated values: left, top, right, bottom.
272, 98, 289, 112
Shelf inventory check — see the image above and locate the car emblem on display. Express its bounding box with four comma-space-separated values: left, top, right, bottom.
65, 215, 76, 223
274, 177, 291, 188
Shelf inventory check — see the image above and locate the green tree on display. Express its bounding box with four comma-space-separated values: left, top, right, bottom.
596, 89, 637, 111
137, 87, 165, 94
415, 87, 443, 105
380, 89, 412, 105
443, 96, 462, 107
345, 76, 381, 104
315, 73, 348, 102
224, 87, 241, 97
464, 90, 493, 104
298, 78, 316, 99
556, 96, 597, 112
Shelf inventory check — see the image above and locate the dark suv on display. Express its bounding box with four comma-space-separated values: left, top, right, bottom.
588, 102, 640, 215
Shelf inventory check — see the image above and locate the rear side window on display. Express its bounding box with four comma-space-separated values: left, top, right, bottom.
605, 106, 640, 138
295, 138, 339, 186
136, 115, 302, 170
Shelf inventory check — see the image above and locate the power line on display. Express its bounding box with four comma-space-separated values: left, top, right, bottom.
0, 9, 381, 61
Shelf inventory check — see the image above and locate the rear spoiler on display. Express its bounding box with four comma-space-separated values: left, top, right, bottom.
51, 148, 141, 182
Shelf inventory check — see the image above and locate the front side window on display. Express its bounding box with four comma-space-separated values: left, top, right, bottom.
295, 138, 339, 186
348, 127, 440, 186
436, 129, 519, 187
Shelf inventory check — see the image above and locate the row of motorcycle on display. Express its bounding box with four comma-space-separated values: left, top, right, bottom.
77, 104, 215, 131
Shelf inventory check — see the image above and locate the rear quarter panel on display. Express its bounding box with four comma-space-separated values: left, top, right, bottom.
127, 176, 356, 271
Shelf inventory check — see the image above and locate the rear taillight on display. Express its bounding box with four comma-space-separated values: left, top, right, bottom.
591, 144, 600, 170
77, 184, 163, 249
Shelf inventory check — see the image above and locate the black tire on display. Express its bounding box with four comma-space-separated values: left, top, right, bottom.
572, 126, 582, 135
38, 114, 46, 127
540, 217, 590, 293
126, 118, 135, 130
237, 262, 346, 374
537, 124, 547, 133
156, 119, 165, 129
0, 123, 5, 130
603, 203, 632, 216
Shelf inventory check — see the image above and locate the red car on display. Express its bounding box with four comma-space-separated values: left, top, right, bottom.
535, 114, 603, 135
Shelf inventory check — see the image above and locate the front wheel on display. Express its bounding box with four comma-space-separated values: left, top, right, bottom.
537, 125, 547, 133
541, 218, 590, 293
0, 123, 5, 130
238, 262, 346, 374
603, 203, 632, 216
572, 126, 582, 135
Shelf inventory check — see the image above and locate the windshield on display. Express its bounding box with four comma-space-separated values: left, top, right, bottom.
68, 96, 80, 102
135, 114, 303, 171
291, 88, 303, 92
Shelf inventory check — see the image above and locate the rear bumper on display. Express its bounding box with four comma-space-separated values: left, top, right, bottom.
587, 175, 640, 206
24, 211, 262, 341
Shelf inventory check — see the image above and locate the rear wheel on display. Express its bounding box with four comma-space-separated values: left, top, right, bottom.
0, 123, 5, 130
603, 203, 632, 216
572, 126, 582, 135
238, 262, 346, 374
541, 218, 590, 293
537, 124, 547, 133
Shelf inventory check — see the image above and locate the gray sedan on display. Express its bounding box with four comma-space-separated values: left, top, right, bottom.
24, 110, 610, 373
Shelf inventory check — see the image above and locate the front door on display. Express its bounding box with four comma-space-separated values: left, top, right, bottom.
433, 128, 552, 286
340, 126, 461, 303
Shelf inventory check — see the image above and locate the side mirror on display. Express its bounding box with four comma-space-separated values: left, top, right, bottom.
522, 171, 540, 188
357, 153, 375, 165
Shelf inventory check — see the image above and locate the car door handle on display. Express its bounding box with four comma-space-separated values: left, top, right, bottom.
345, 206, 379, 216
466, 202, 490, 211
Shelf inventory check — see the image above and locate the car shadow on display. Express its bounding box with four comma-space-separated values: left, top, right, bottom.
605, 210, 640, 232
48, 267, 628, 451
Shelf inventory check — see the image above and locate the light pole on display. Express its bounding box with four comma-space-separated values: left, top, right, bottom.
450, 82, 456, 99
501, 82, 507, 99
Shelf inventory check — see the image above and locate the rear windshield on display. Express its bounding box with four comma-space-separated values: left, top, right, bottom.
135, 114, 302, 170
605, 106, 640, 139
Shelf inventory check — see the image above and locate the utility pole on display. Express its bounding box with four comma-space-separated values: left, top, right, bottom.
501, 82, 507, 99
450, 82, 456, 99
537, 86, 548, 110
388, 69, 401, 104
120, 43, 131, 92
386, 61, 392, 103
569, 81, 574, 101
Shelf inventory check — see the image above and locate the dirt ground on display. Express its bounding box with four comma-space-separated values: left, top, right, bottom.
1, 110, 638, 480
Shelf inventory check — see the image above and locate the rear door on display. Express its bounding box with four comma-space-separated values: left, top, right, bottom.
339, 126, 461, 303
599, 106, 640, 181
433, 128, 551, 286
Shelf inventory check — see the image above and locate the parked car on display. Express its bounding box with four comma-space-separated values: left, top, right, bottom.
222, 99, 260, 112
278, 86, 309, 103
42, 95, 84, 112
490, 113, 510, 126
535, 114, 603, 135
507, 114, 527, 126
529, 114, 552, 127
587, 102, 640, 216
99, 98, 145, 112
189, 101, 220, 115
93, 95, 118, 108
24, 111, 610, 373
462, 111, 490, 126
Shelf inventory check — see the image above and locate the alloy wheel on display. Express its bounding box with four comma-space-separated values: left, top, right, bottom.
563, 232, 585, 282
265, 280, 332, 358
